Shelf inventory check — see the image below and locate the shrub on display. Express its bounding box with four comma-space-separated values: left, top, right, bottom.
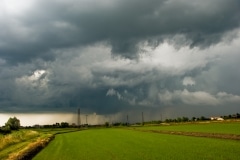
0, 126, 12, 135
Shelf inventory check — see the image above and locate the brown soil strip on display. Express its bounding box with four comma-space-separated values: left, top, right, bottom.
130, 129, 240, 140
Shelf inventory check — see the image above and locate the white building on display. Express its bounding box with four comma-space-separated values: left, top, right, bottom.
210, 117, 224, 121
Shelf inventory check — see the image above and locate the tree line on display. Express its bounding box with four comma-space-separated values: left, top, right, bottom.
144, 113, 240, 124
1, 113, 239, 134
0, 117, 72, 135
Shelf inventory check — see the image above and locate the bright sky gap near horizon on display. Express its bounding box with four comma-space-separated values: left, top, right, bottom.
0, 0, 240, 126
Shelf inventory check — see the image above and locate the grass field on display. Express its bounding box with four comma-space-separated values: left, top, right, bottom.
34, 126, 240, 160
1, 122, 240, 159
135, 121, 240, 134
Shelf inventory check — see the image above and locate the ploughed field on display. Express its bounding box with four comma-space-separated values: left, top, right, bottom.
34, 122, 240, 160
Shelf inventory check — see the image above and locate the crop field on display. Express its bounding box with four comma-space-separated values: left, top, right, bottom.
136, 121, 240, 135
34, 123, 240, 160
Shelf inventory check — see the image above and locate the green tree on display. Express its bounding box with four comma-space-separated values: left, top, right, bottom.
191, 117, 196, 121
60, 122, 69, 128
182, 117, 189, 122
0, 125, 11, 134
5, 117, 20, 130
177, 117, 182, 122
105, 122, 109, 127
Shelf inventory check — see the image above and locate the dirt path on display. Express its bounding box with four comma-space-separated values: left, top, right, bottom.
130, 128, 240, 140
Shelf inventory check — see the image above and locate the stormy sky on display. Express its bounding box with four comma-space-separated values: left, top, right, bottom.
1, 0, 240, 125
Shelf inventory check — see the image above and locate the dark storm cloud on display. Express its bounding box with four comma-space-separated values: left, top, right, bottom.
1, 0, 240, 122
1, 40, 240, 119
1, 0, 240, 62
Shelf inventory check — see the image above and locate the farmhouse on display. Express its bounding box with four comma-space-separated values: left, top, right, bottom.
210, 117, 224, 121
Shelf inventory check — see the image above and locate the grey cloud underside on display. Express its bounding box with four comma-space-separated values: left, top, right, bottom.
1, 42, 240, 115
1, 0, 240, 62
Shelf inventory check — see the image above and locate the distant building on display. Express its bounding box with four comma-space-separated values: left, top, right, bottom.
210, 117, 224, 121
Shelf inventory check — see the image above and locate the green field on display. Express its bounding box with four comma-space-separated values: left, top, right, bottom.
34, 126, 240, 160
1, 122, 239, 159
136, 121, 240, 134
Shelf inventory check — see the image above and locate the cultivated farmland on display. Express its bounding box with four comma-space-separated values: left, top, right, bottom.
34, 122, 240, 160
136, 121, 240, 134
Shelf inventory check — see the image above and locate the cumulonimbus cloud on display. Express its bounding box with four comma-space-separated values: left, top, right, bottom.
0, 0, 240, 62
0, 0, 240, 121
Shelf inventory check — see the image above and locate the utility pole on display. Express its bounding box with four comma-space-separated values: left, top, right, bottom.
142, 112, 144, 125
127, 115, 129, 126
85, 115, 88, 125
78, 108, 81, 127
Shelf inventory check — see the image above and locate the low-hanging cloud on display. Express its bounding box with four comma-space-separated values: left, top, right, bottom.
159, 89, 240, 106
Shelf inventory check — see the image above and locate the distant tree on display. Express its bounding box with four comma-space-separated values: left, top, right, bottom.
112, 122, 121, 126
165, 119, 170, 123
200, 116, 206, 121
199, 116, 210, 121
223, 115, 228, 119
165, 119, 175, 123
182, 117, 189, 122
237, 113, 240, 118
177, 117, 182, 122
60, 122, 69, 128
191, 117, 196, 121
43, 125, 52, 128
105, 122, 109, 127
5, 117, 20, 130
